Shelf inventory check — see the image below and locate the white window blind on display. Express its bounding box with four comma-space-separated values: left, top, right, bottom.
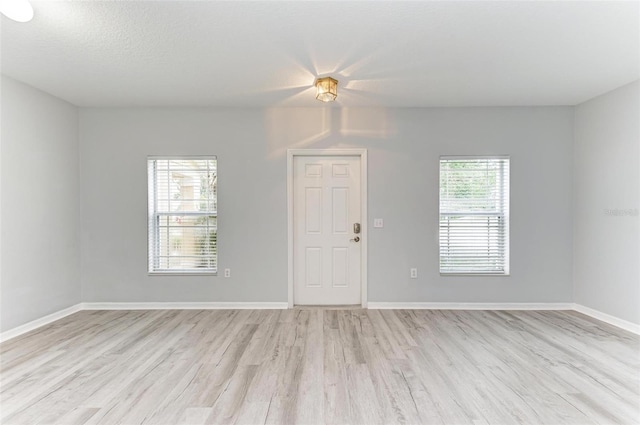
148, 157, 217, 274
439, 157, 509, 275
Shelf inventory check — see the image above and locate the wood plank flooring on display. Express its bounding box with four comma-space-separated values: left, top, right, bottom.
1, 309, 638, 425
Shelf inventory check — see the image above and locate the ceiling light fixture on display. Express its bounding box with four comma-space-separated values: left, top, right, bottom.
315, 77, 338, 102
0, 0, 33, 22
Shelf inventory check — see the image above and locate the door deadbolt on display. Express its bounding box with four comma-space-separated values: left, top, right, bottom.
353, 223, 361, 234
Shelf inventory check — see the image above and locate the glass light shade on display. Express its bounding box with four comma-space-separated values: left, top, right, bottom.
0, 0, 34, 22
315, 77, 338, 102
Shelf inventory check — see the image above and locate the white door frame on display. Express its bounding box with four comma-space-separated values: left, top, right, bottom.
287, 149, 368, 308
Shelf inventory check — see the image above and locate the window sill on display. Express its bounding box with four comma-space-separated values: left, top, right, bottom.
440, 273, 510, 277
148, 271, 218, 276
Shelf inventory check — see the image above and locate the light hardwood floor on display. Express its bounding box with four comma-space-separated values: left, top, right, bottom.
0, 309, 638, 425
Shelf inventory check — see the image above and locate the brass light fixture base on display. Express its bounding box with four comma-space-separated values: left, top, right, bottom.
315, 77, 338, 102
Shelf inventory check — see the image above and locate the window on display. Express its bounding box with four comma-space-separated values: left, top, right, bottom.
148, 157, 217, 274
439, 157, 509, 275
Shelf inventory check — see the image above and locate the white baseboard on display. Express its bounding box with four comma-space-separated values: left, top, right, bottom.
0, 302, 287, 343
573, 304, 640, 335
368, 302, 574, 310
81, 302, 289, 310
0, 303, 83, 343
368, 302, 639, 335
3, 301, 636, 343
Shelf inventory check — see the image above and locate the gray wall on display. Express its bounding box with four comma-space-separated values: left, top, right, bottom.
574, 81, 640, 325
5, 77, 638, 329
79, 106, 574, 303
1, 76, 80, 332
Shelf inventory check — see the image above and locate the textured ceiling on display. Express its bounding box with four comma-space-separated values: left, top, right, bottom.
1, 1, 638, 107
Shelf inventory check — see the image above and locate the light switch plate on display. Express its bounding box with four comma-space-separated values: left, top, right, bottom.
373, 218, 384, 228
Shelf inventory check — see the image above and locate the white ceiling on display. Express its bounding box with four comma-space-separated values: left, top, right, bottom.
1, 1, 638, 107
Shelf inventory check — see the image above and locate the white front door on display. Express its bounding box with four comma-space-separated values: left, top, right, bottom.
293, 156, 362, 305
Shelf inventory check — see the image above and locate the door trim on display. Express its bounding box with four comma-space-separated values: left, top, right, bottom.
287, 149, 368, 308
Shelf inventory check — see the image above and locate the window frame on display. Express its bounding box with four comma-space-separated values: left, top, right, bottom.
147, 155, 218, 276
438, 155, 510, 276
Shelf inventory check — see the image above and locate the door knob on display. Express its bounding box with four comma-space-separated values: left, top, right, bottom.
350, 236, 360, 242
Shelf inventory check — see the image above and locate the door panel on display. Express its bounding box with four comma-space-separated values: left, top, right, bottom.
305, 247, 322, 287
293, 156, 361, 305
332, 247, 349, 287
305, 188, 322, 233
332, 188, 349, 233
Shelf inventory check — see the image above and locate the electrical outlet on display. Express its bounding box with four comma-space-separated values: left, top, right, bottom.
373, 218, 384, 228
224, 268, 231, 278
410, 268, 418, 279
